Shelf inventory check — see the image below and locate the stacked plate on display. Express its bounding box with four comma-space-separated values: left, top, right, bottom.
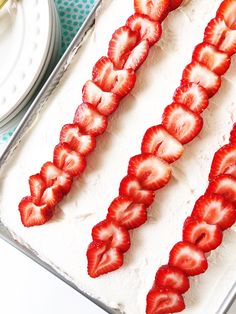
0, 0, 60, 140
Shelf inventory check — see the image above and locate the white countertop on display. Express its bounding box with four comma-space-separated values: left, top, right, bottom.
0, 237, 235, 314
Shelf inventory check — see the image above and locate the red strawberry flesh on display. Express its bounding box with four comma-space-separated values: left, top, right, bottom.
87, 240, 123, 278
183, 216, 223, 252
206, 174, 236, 206
217, 0, 236, 29
182, 61, 221, 97
155, 264, 190, 294
134, 0, 170, 22
29, 174, 46, 205
209, 143, 236, 180
128, 153, 172, 190
119, 175, 155, 206
19, 196, 53, 227
162, 103, 203, 144
230, 123, 236, 144
192, 193, 236, 230
146, 287, 185, 314
107, 196, 147, 229
92, 219, 131, 253
141, 125, 184, 163
169, 241, 208, 276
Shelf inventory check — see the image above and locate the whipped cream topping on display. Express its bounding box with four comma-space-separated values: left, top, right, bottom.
1, 0, 236, 313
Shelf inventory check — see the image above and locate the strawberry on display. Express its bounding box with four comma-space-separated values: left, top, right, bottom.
209, 144, 236, 180
146, 287, 185, 314
183, 216, 223, 253
29, 174, 46, 205
73, 103, 108, 136
18, 196, 53, 227
107, 26, 140, 70
230, 123, 236, 144
82, 80, 120, 116
169, 241, 208, 276
123, 39, 150, 71
126, 13, 162, 46
128, 153, 172, 190
119, 175, 155, 206
92, 56, 136, 97
87, 240, 123, 278
192, 193, 236, 231
192, 42, 231, 75
169, 0, 183, 11
182, 61, 221, 97
173, 83, 209, 114
206, 174, 236, 206
162, 103, 203, 144
60, 123, 96, 156
155, 265, 190, 294
40, 162, 73, 194
40, 185, 63, 208
107, 196, 147, 229
217, 0, 236, 29
204, 16, 236, 56
134, 0, 170, 22
141, 125, 184, 163
92, 219, 130, 253
53, 143, 86, 177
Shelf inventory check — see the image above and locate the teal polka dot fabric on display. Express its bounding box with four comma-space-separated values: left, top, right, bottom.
0, 0, 95, 147
55, 0, 95, 54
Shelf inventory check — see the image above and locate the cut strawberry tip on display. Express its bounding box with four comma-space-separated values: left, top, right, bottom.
134, 0, 170, 22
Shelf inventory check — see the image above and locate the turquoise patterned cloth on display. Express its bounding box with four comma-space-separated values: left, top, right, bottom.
0, 0, 95, 147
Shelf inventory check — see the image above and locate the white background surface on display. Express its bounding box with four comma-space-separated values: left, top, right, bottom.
0, 237, 235, 314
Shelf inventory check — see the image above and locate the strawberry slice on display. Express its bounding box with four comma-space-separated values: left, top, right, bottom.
92, 56, 136, 97
18, 196, 53, 227
169, 0, 183, 11
155, 265, 190, 294
123, 39, 150, 71
162, 103, 203, 144
126, 13, 162, 46
230, 123, 236, 144
134, 0, 170, 22
119, 175, 155, 206
141, 125, 184, 163
53, 143, 86, 177
128, 153, 172, 190
40, 162, 73, 195
209, 144, 236, 180
182, 61, 221, 97
192, 42, 231, 75
217, 0, 236, 29
92, 219, 130, 253
40, 185, 63, 208
82, 80, 120, 116
192, 193, 236, 231
87, 240, 123, 278
169, 241, 208, 276
173, 83, 209, 114
146, 287, 185, 314
206, 174, 236, 206
29, 174, 46, 205
73, 103, 108, 136
108, 26, 140, 70
107, 196, 147, 229
204, 16, 236, 56
60, 124, 96, 156
183, 216, 223, 253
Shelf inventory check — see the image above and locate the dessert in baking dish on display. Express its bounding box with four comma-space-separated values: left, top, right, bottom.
1, 0, 236, 313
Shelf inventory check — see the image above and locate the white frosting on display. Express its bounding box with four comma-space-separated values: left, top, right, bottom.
1, 0, 236, 313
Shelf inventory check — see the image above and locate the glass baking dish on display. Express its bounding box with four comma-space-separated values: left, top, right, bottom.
0, 1, 235, 313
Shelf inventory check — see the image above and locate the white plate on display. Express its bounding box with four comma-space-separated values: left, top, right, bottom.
0, 0, 52, 122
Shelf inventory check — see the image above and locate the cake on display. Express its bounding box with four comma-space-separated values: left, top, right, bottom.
1, 0, 236, 313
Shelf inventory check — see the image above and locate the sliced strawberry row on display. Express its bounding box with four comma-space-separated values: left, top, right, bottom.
18, 0, 178, 227
146, 123, 236, 314
87, 0, 236, 280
